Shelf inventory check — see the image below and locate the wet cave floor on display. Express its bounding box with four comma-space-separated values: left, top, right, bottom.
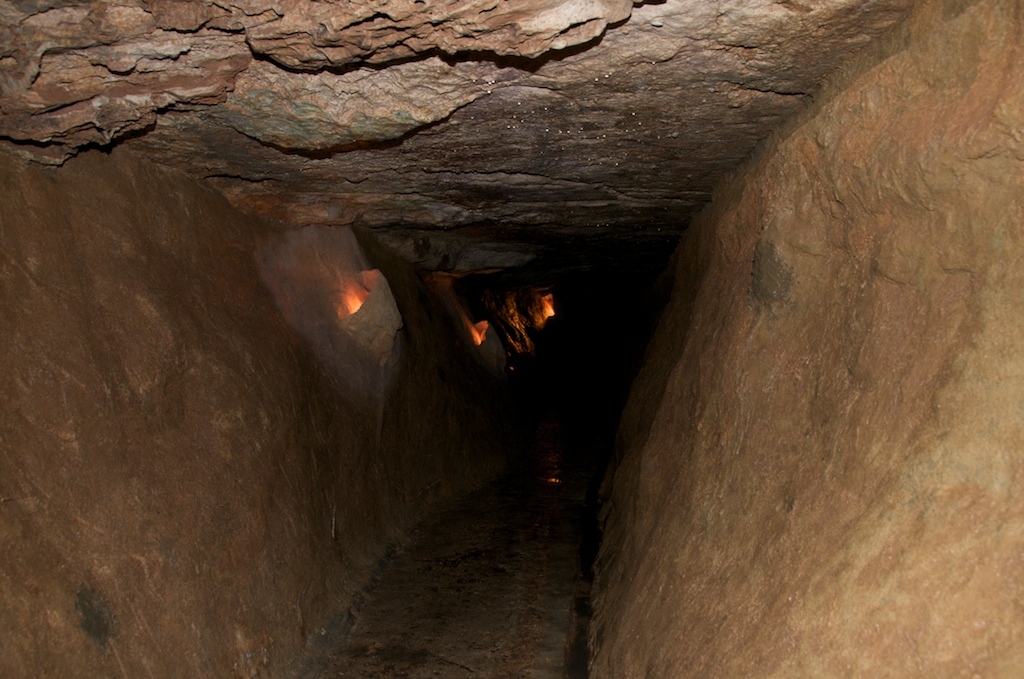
297, 414, 597, 679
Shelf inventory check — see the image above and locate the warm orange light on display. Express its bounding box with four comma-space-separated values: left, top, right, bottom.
539, 293, 556, 328
541, 293, 555, 319
337, 284, 369, 316
470, 320, 489, 346
335, 269, 380, 318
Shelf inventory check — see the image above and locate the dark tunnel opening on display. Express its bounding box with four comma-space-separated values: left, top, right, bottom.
284, 256, 677, 678
219, 207, 678, 678
445, 265, 675, 677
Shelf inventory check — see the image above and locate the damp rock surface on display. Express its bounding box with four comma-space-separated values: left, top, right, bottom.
295, 416, 589, 679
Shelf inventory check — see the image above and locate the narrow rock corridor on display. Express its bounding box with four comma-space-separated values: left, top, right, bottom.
287, 273, 641, 679
3, 1, 1024, 677
296, 414, 591, 679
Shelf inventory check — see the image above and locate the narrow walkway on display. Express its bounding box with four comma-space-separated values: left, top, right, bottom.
300, 416, 592, 678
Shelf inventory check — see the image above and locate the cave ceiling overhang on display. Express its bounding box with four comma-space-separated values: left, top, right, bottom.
1, 0, 914, 275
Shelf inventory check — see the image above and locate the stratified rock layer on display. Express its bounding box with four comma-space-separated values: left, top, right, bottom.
594, 0, 1024, 675
1, 0, 914, 272
0, 0, 630, 158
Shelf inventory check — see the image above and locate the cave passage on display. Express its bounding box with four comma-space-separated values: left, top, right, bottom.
291, 270, 660, 678
0, 148, 676, 679
6, 2, 1022, 676
294, 413, 588, 678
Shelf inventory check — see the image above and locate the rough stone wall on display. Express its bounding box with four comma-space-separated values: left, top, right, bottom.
0, 149, 507, 677
593, 0, 1024, 676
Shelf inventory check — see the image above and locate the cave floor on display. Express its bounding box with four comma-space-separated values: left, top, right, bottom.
297, 415, 593, 678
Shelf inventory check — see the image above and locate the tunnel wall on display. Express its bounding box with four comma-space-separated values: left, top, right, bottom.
593, 0, 1024, 676
0, 149, 508, 677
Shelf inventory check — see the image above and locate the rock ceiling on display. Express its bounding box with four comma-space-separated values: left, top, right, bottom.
1, 0, 914, 275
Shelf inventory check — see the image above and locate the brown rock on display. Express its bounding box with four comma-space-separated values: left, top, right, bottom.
212, 57, 520, 150
244, 0, 634, 69
593, 0, 1024, 675
0, 0, 633, 162
1, 0, 914, 270
0, 147, 509, 678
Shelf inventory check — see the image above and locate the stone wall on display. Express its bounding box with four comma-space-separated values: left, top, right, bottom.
592, 0, 1024, 676
0, 149, 508, 677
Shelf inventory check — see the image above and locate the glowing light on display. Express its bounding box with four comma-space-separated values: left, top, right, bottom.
335, 269, 380, 318
545, 477, 561, 485
337, 284, 369, 316
470, 320, 489, 346
540, 293, 555, 321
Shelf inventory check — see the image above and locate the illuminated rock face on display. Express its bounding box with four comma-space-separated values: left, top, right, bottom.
257, 226, 403, 400
0, 0, 914, 273
594, 1, 1024, 676
426, 273, 509, 376
338, 273, 403, 371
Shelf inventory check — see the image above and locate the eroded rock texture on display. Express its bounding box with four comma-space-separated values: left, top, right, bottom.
0, 148, 509, 678
594, 0, 1024, 675
1, 0, 914, 273
0, 0, 630, 158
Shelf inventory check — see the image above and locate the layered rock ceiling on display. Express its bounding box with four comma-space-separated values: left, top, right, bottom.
1, 0, 914, 274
